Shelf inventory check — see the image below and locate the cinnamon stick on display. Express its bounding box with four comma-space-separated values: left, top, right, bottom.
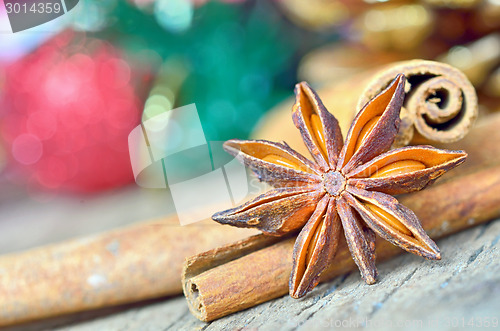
253, 60, 477, 152
183, 165, 500, 322
0, 217, 255, 327
183, 114, 500, 322
354, 60, 478, 145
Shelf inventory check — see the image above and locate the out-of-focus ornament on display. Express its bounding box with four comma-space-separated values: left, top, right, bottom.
114, 1, 294, 141
0, 31, 152, 193
353, 4, 434, 51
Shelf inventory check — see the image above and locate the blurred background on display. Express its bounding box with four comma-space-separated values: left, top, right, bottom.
0, 0, 499, 253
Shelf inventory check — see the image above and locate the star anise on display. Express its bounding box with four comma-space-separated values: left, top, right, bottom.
212, 74, 467, 298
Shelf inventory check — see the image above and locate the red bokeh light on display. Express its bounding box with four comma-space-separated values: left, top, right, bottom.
0, 31, 150, 193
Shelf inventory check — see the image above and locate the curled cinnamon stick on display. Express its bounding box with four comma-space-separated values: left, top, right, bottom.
0, 218, 254, 327
357, 60, 478, 145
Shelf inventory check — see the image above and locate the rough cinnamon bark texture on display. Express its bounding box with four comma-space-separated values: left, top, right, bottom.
0, 218, 254, 327
253, 60, 477, 153
183, 165, 500, 322
354, 60, 478, 146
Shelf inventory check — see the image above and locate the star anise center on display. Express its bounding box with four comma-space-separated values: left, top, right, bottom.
322, 171, 346, 197
212, 75, 467, 299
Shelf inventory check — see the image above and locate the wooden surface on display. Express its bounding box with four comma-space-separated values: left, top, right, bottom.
0, 184, 499, 331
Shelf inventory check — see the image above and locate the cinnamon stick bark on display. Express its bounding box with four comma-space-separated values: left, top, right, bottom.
183, 114, 500, 322
253, 60, 477, 152
356, 60, 478, 145
0, 218, 255, 327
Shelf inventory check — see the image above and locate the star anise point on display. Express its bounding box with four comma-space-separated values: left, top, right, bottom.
212, 74, 467, 298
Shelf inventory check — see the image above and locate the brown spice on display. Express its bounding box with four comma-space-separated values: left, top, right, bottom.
212, 74, 466, 299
